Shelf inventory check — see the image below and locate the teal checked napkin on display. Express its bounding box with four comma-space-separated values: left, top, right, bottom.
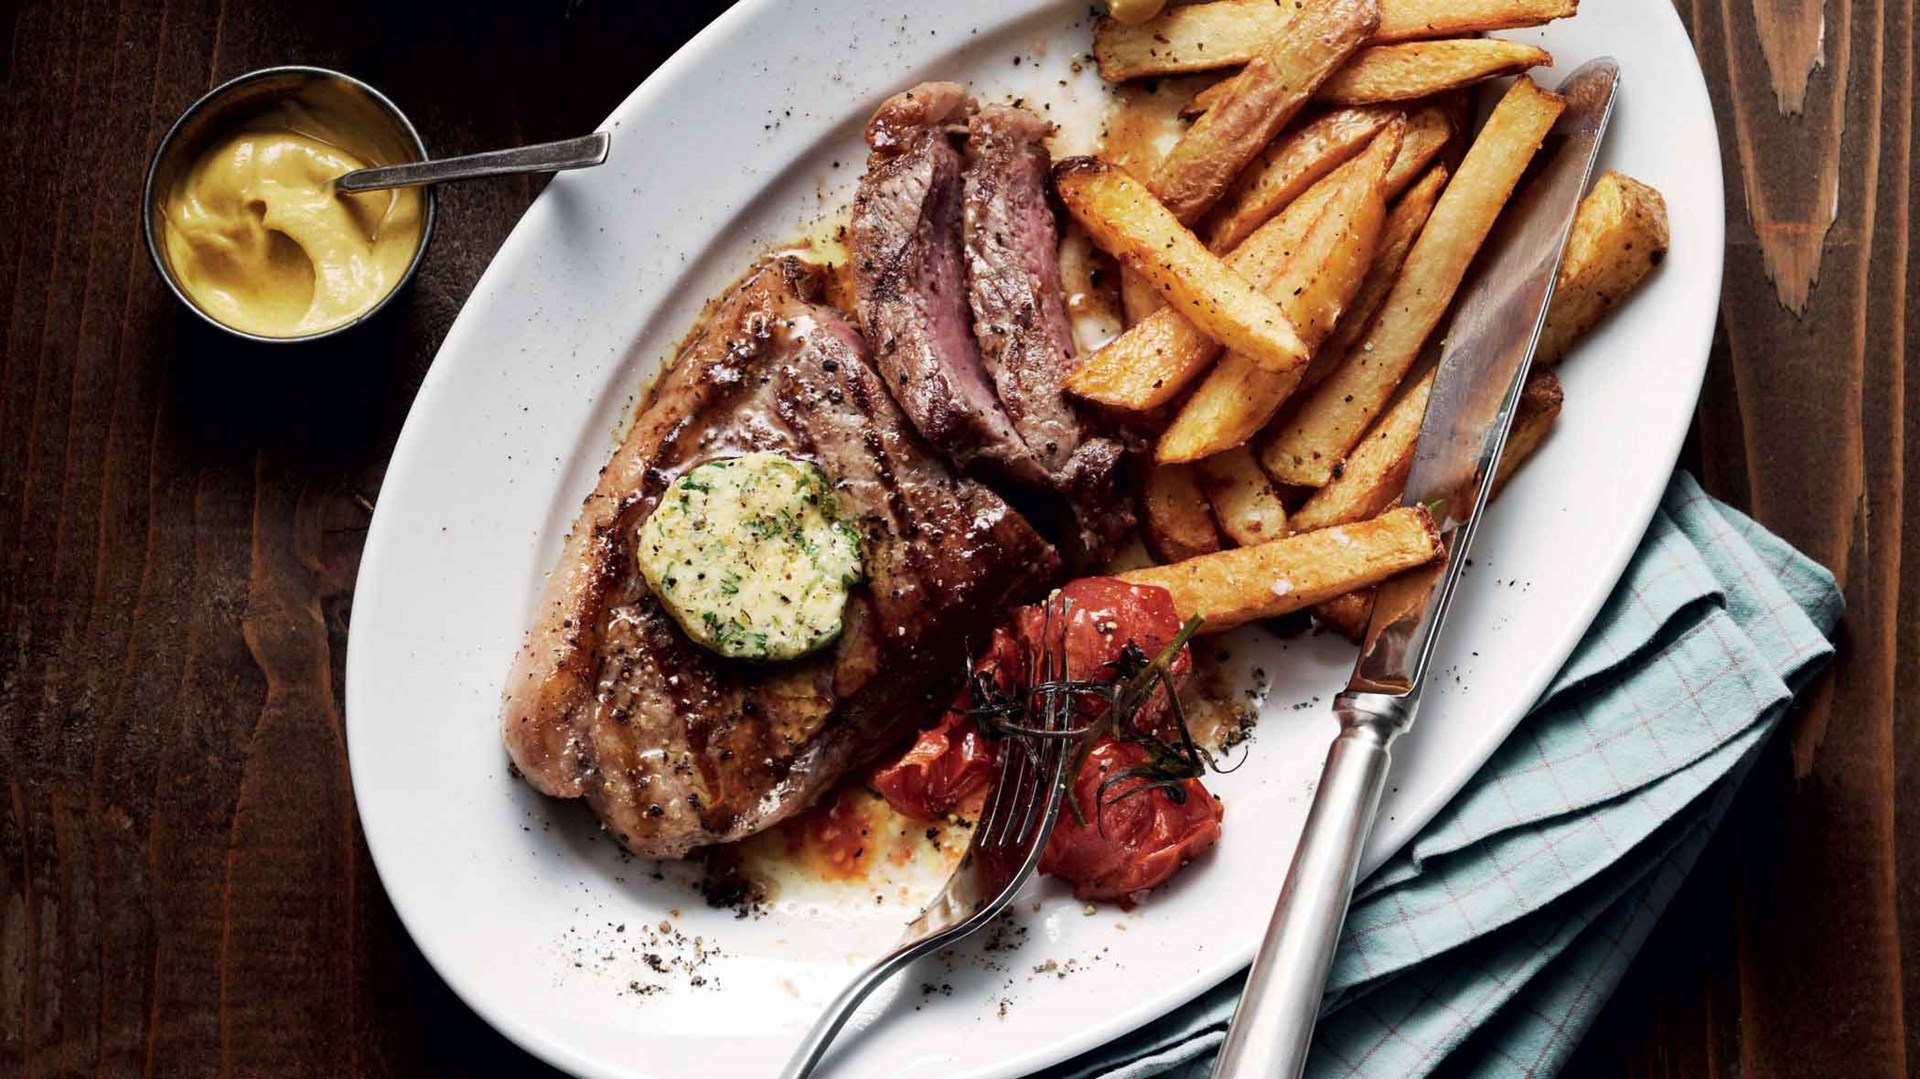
1042, 471, 1843, 1079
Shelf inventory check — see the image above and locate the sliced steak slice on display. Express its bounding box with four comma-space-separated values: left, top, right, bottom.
962, 104, 1135, 567
503, 256, 1060, 857
961, 104, 1088, 476
851, 83, 1042, 483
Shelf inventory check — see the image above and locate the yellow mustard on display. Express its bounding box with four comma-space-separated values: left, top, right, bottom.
162, 106, 423, 338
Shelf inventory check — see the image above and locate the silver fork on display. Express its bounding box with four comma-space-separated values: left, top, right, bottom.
778, 614, 1081, 1079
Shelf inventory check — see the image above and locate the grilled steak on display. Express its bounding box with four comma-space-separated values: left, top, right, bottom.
503, 256, 1061, 857
850, 83, 1042, 482
961, 105, 1134, 566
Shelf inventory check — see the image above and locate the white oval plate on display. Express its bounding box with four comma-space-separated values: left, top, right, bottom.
345, 3, 1722, 1077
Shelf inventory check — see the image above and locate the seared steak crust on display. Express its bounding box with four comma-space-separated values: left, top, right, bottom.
851, 83, 1041, 482
503, 257, 1060, 857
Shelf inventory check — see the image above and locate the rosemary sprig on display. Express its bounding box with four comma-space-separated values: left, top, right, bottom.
958, 603, 1228, 833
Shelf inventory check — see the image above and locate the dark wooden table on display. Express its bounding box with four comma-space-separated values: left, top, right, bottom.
1, 1, 1910, 1075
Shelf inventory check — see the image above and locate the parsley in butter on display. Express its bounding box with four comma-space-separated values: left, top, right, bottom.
637, 453, 864, 662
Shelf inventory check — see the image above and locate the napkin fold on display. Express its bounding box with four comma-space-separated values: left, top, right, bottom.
1042, 472, 1842, 1079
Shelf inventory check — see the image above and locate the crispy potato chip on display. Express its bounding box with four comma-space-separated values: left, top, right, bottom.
1261, 79, 1564, 487
1120, 506, 1442, 632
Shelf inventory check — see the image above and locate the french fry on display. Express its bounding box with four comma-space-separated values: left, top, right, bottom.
1201, 106, 1398, 252
1309, 368, 1562, 640
1197, 101, 1448, 254
1094, 0, 1577, 80
1095, 0, 1294, 81
1126, 34, 1550, 106
1054, 158, 1310, 373
1380, 104, 1455, 198
1065, 161, 1346, 410
1315, 589, 1375, 641
1196, 446, 1289, 545
1375, 0, 1578, 42
1075, 109, 1443, 414
1066, 192, 1326, 410
1150, 0, 1379, 224
1299, 164, 1448, 392
1180, 77, 1233, 120
1107, 130, 1172, 327
1141, 462, 1223, 563
1120, 267, 1166, 325
1178, 77, 1235, 120
1261, 79, 1564, 487
1157, 123, 1400, 463
1535, 172, 1670, 364
1065, 296, 1222, 411
1288, 370, 1433, 533
1491, 368, 1564, 496
1119, 505, 1442, 632
1069, 139, 1363, 412
1295, 354, 1565, 535
1106, 0, 1169, 26
1304, 176, 1664, 638
1317, 40, 1553, 105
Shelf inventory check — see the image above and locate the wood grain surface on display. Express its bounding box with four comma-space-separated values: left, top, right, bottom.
0, 1, 1906, 1076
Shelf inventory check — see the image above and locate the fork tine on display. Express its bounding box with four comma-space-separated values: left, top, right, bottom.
989, 738, 1038, 849
979, 744, 1024, 849
1021, 731, 1069, 845
1014, 605, 1075, 846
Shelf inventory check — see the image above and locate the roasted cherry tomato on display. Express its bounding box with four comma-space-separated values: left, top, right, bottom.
870, 668, 1003, 819
1011, 576, 1191, 736
1040, 737, 1224, 904
868, 577, 1221, 905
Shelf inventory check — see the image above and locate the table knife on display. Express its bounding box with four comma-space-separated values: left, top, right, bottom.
1209, 58, 1622, 1079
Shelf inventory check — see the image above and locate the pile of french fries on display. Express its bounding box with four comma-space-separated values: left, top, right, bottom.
1066, 0, 1671, 636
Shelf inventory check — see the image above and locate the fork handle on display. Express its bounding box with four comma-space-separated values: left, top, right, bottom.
1210, 691, 1414, 1079
780, 945, 918, 1079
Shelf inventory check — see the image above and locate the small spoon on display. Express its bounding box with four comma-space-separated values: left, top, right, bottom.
335, 131, 610, 193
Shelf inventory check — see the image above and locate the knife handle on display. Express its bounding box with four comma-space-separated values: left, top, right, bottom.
1210, 691, 1414, 1079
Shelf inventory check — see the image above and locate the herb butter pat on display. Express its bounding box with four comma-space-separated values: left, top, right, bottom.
637, 453, 864, 662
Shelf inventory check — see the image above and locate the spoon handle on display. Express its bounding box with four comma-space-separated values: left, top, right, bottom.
336, 132, 610, 193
